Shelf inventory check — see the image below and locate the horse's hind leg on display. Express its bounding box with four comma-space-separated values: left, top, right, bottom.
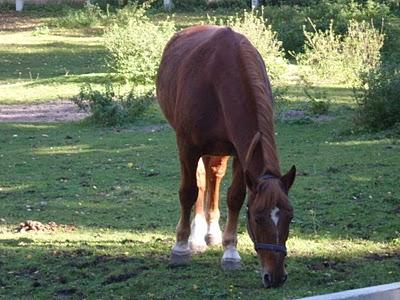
204, 155, 229, 246
189, 157, 208, 253
170, 141, 201, 266
221, 157, 246, 270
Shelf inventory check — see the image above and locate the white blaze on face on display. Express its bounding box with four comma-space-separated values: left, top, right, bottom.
270, 207, 280, 226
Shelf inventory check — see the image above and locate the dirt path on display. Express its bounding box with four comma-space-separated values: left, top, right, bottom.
0, 100, 89, 123
0, 12, 46, 32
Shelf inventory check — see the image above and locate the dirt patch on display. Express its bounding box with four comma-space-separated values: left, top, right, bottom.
103, 267, 149, 285
364, 251, 400, 261
279, 109, 335, 123
16, 220, 76, 232
0, 100, 89, 123
0, 12, 46, 32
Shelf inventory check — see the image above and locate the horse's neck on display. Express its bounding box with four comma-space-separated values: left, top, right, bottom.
238, 132, 281, 179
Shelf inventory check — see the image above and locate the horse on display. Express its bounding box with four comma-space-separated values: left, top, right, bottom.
156, 25, 296, 288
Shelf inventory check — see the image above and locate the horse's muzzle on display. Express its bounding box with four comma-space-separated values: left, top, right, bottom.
262, 272, 288, 288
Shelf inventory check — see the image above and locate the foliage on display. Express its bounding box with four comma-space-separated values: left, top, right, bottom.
297, 19, 384, 85
261, 0, 390, 54
354, 63, 400, 130
32, 25, 50, 36
104, 4, 175, 84
48, 2, 107, 28
73, 83, 153, 126
209, 8, 287, 82
262, 5, 306, 55
300, 76, 331, 115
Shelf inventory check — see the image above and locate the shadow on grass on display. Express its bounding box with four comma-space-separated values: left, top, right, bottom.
0, 42, 107, 82
0, 234, 398, 299
0, 115, 399, 243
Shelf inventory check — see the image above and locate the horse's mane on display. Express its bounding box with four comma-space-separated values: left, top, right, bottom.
238, 37, 281, 178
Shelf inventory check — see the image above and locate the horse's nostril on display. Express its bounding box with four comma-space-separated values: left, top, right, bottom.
262, 273, 271, 288
283, 274, 288, 283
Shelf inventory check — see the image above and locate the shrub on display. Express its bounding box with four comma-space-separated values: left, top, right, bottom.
300, 76, 331, 115
104, 4, 175, 84
262, 5, 305, 54
259, 0, 391, 54
49, 3, 107, 28
354, 63, 400, 131
297, 19, 384, 85
209, 8, 287, 82
73, 83, 153, 126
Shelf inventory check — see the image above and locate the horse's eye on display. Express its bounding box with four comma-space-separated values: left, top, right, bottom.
254, 215, 269, 226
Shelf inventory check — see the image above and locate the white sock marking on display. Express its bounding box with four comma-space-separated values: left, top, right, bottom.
207, 220, 222, 238
189, 214, 208, 246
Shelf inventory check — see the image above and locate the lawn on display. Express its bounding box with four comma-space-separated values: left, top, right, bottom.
0, 6, 399, 300
0, 115, 399, 299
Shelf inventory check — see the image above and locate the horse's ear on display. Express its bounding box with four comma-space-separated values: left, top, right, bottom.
245, 170, 257, 193
281, 165, 296, 191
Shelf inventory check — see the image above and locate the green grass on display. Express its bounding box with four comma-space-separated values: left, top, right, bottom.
0, 7, 399, 299
0, 9, 242, 105
0, 29, 107, 104
0, 115, 399, 299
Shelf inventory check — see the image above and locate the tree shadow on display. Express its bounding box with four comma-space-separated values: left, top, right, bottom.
0, 233, 398, 299
0, 42, 107, 82
0, 111, 399, 243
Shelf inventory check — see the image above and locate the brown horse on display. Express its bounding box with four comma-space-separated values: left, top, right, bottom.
156, 25, 296, 288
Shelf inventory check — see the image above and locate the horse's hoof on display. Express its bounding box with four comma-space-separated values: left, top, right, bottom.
169, 251, 191, 267
221, 258, 241, 270
190, 242, 208, 253
206, 234, 222, 246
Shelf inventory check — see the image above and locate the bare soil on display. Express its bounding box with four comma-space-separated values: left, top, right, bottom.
0, 100, 89, 123
16, 220, 76, 232
0, 12, 46, 32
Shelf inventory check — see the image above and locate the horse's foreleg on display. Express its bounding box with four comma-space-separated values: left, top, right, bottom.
205, 155, 229, 246
170, 142, 200, 266
221, 157, 246, 270
189, 157, 208, 253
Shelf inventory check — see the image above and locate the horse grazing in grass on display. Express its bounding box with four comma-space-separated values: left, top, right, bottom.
156, 25, 296, 288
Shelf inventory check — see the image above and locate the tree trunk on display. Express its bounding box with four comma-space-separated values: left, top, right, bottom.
251, 0, 259, 9
164, 0, 172, 9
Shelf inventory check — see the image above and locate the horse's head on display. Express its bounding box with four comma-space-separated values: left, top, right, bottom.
246, 166, 296, 288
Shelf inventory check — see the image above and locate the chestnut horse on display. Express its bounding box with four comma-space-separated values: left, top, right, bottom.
156, 25, 296, 288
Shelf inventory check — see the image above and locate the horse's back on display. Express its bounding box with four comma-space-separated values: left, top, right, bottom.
156, 25, 243, 129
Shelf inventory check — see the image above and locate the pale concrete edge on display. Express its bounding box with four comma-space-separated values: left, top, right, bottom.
296, 282, 400, 300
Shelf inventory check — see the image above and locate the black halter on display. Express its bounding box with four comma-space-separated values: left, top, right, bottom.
246, 173, 287, 256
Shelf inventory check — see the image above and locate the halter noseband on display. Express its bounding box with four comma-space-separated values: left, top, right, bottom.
246, 173, 287, 256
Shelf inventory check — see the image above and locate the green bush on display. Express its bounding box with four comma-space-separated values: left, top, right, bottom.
262, 5, 305, 55
49, 3, 107, 28
73, 83, 153, 126
209, 8, 287, 82
261, 1, 390, 54
297, 19, 384, 85
104, 4, 175, 84
354, 63, 400, 130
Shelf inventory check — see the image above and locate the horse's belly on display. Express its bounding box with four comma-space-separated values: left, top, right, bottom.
197, 139, 235, 156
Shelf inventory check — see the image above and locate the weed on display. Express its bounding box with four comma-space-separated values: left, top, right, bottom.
73, 83, 153, 126
297, 19, 384, 85
49, 2, 106, 28
300, 76, 331, 115
104, 4, 175, 84
32, 25, 50, 36
354, 62, 400, 130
